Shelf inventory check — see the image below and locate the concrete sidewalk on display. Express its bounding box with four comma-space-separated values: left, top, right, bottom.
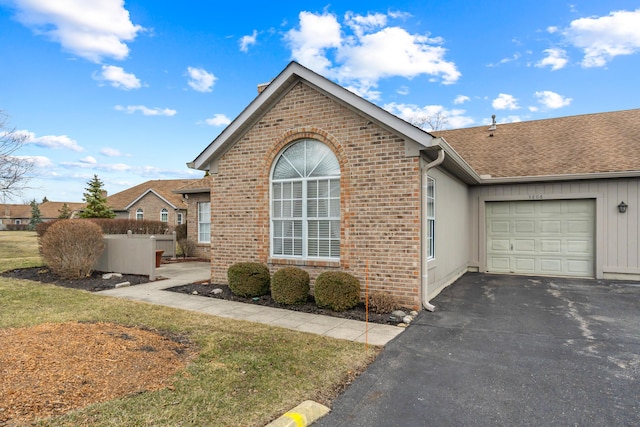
99, 261, 404, 346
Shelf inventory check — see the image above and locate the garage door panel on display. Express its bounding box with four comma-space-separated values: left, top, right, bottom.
541, 239, 562, 253
486, 200, 594, 278
514, 220, 535, 233
514, 239, 535, 252
489, 220, 510, 233
540, 259, 563, 273
540, 220, 561, 234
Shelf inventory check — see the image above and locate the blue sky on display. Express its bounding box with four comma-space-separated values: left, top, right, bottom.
1, 0, 639, 203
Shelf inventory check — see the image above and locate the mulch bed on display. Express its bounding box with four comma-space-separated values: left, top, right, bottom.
1, 267, 150, 292
166, 281, 409, 325
1, 265, 411, 325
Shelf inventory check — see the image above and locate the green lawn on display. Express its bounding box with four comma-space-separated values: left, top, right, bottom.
0, 230, 379, 426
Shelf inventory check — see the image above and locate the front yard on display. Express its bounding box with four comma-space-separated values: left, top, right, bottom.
0, 231, 379, 426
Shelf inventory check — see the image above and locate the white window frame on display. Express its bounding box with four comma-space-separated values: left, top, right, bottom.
160, 208, 169, 223
198, 202, 211, 244
136, 209, 143, 221
177, 212, 183, 225
426, 176, 435, 260
270, 139, 340, 261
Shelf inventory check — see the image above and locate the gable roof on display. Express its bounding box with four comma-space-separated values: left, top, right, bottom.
107, 179, 196, 211
1, 204, 31, 219
173, 175, 212, 195
39, 201, 86, 219
190, 61, 438, 172
433, 109, 640, 181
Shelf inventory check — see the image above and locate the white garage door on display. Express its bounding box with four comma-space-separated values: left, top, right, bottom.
486, 200, 595, 277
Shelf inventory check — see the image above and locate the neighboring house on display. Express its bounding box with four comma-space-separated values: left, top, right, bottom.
173, 176, 212, 260
1, 201, 85, 229
106, 179, 196, 227
1, 204, 31, 228
188, 61, 640, 310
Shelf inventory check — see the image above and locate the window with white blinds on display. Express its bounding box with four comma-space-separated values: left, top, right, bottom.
271, 139, 340, 260
198, 202, 210, 244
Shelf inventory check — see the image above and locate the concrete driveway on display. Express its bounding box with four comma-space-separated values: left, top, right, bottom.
316, 273, 640, 426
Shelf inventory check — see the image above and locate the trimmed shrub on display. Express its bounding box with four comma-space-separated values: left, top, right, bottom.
314, 271, 361, 312
227, 262, 270, 298
271, 267, 310, 305
35, 220, 58, 238
368, 291, 399, 314
41, 219, 105, 279
90, 218, 171, 235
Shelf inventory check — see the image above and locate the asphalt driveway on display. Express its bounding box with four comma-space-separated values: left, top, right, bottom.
316, 273, 640, 426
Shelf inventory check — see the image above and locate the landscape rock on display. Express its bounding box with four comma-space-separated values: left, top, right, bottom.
114, 282, 130, 288
192, 290, 199, 295
402, 315, 413, 324
103, 273, 123, 280
211, 288, 223, 295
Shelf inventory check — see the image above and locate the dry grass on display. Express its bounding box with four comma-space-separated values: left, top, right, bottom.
0, 230, 43, 271
0, 231, 380, 426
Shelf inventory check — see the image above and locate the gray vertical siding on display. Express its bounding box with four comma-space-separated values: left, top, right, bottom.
469, 178, 640, 279
424, 167, 471, 299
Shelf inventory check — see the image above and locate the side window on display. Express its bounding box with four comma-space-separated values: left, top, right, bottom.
136, 209, 143, 220
160, 208, 168, 223
426, 176, 435, 260
198, 202, 211, 244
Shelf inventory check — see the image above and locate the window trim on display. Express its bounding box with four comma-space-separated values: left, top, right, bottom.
177, 212, 183, 225
270, 139, 340, 261
160, 208, 169, 223
135, 208, 143, 221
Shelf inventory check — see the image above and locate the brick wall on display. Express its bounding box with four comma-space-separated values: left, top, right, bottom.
128, 193, 186, 227
210, 82, 421, 309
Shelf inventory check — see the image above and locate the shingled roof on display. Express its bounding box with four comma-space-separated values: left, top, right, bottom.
39, 201, 86, 219
432, 108, 640, 179
107, 179, 197, 210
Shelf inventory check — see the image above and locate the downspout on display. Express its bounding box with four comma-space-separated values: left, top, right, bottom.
421, 146, 445, 312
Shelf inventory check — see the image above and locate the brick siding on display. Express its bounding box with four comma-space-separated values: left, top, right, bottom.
210, 82, 421, 309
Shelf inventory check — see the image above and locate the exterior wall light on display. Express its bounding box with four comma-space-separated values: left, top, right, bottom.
618, 201, 628, 213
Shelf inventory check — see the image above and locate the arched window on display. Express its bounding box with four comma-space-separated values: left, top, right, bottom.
160, 208, 168, 223
271, 139, 340, 259
136, 209, 143, 220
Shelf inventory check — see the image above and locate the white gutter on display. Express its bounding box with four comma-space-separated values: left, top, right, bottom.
421, 146, 445, 312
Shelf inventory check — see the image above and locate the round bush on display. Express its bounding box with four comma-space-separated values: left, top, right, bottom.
314, 271, 361, 311
41, 219, 105, 279
227, 262, 270, 297
271, 267, 310, 305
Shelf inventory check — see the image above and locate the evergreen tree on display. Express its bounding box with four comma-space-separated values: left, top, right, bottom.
79, 175, 115, 218
58, 202, 72, 219
28, 199, 42, 230
41, 196, 49, 203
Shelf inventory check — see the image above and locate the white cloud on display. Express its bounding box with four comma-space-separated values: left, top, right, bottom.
284, 11, 342, 77
536, 48, 568, 70
396, 86, 410, 95
384, 102, 474, 130
9, 0, 144, 62
114, 105, 177, 116
187, 66, 216, 92
453, 95, 470, 105
534, 90, 572, 109
285, 10, 460, 100
15, 155, 53, 168
94, 65, 141, 89
239, 30, 258, 52
563, 9, 640, 67
17, 130, 84, 151
201, 114, 231, 126
100, 147, 124, 157
492, 93, 519, 110
488, 52, 521, 67
80, 156, 97, 164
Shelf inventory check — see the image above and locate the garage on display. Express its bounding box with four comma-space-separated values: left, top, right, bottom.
486, 199, 595, 277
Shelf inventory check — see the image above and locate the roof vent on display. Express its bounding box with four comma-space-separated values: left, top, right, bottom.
488, 114, 497, 131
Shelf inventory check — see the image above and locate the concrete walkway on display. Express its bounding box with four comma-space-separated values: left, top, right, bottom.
99, 261, 404, 346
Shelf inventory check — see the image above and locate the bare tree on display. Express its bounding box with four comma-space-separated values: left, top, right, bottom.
410, 111, 450, 131
0, 111, 33, 200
